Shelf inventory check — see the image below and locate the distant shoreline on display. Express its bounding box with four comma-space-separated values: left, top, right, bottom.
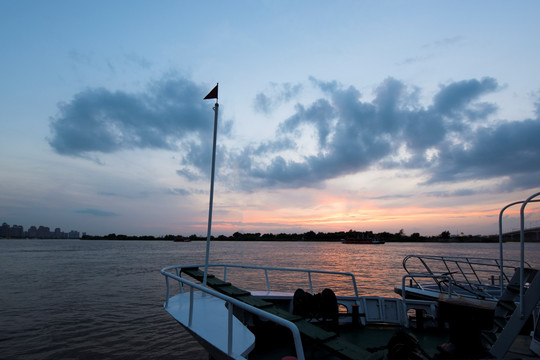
2, 237, 538, 243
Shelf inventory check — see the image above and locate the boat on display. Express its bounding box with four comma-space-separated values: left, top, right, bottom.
341, 238, 385, 244
173, 236, 191, 242
160, 90, 540, 359
161, 255, 540, 359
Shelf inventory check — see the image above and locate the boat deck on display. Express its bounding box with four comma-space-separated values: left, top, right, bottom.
180, 266, 372, 360
165, 265, 540, 360
165, 292, 255, 358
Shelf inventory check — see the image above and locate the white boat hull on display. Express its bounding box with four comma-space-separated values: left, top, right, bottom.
165, 292, 255, 360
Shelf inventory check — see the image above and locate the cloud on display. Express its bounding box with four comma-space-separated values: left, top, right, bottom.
166, 188, 190, 196
50, 75, 540, 195
49, 77, 216, 158
397, 55, 433, 66
228, 76, 540, 193
432, 77, 498, 117
426, 118, 540, 188
76, 208, 118, 217
253, 82, 302, 114
124, 53, 152, 69
422, 35, 465, 49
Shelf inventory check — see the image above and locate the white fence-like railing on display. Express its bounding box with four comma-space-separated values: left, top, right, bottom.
166, 263, 360, 297
162, 263, 443, 359
162, 264, 307, 360
402, 254, 529, 300
162, 264, 364, 360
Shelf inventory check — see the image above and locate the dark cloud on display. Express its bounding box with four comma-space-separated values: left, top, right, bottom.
432, 77, 498, 117
49, 77, 215, 158
51, 75, 540, 194
426, 118, 540, 188
229, 76, 540, 193
49, 77, 229, 181
278, 99, 336, 147
76, 208, 118, 217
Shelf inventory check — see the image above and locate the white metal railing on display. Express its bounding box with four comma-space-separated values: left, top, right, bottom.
498, 193, 540, 318
402, 254, 529, 300
162, 263, 443, 359
499, 197, 540, 295
518, 192, 540, 318
161, 264, 363, 359
162, 265, 306, 360
401, 273, 452, 299
166, 263, 360, 297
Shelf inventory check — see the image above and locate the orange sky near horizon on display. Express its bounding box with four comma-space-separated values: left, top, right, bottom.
204, 200, 540, 237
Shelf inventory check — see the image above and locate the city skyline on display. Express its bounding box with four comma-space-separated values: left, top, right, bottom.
1, 2, 540, 237
1, 221, 81, 239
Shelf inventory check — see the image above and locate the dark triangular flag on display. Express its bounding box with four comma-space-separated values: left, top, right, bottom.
204, 84, 218, 100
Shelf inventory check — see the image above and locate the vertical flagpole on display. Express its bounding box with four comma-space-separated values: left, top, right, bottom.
203, 84, 219, 288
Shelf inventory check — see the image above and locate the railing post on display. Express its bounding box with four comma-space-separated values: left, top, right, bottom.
499, 197, 540, 300
175, 268, 184, 293
228, 302, 233, 355
499, 200, 523, 295
189, 285, 194, 327
165, 276, 170, 308
264, 269, 270, 292
519, 191, 540, 318
350, 274, 359, 298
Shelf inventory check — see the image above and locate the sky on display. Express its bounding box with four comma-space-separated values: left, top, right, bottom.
1, 1, 540, 237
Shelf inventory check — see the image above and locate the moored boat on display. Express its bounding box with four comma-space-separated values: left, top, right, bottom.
341, 238, 385, 244
173, 236, 191, 242
160, 91, 540, 359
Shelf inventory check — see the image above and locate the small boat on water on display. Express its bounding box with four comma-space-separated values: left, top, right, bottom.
173, 236, 191, 242
341, 238, 385, 244
160, 91, 540, 359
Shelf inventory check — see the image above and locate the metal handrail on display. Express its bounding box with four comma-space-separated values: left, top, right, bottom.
401, 274, 452, 300
519, 192, 540, 318
402, 254, 529, 299
164, 263, 360, 298
498, 198, 540, 295
161, 266, 306, 360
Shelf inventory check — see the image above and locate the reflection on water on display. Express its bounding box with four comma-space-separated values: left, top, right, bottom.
1, 239, 539, 359
207, 241, 540, 297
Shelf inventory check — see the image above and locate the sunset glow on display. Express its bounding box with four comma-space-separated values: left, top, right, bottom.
1, 2, 540, 237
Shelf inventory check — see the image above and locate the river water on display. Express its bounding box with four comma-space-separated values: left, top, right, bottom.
1, 239, 539, 359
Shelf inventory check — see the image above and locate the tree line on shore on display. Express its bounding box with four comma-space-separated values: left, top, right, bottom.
81, 229, 503, 242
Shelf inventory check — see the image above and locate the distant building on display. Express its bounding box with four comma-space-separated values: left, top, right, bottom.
54, 228, 65, 239
1, 223, 9, 238
0, 223, 24, 238
10, 225, 24, 238
0, 222, 81, 239
37, 226, 51, 239
28, 226, 38, 238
